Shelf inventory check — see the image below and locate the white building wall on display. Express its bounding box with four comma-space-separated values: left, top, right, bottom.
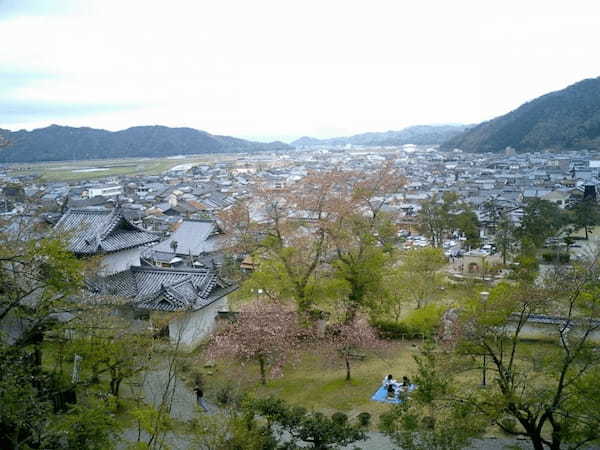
168, 296, 229, 348
100, 247, 143, 275
506, 321, 600, 343
88, 185, 123, 198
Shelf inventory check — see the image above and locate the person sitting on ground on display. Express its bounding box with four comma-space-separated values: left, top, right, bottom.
402, 376, 411, 387
386, 383, 396, 399
383, 374, 394, 387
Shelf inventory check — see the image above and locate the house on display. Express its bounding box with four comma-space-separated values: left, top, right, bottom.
92, 265, 237, 347
541, 190, 576, 209
54, 208, 160, 275
87, 184, 123, 198
143, 219, 224, 268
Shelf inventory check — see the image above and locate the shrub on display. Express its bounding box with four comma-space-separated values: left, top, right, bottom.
371, 304, 445, 339
357, 412, 371, 427
402, 304, 446, 337
371, 320, 412, 339
499, 416, 517, 433
216, 383, 241, 406
421, 416, 436, 429
331, 412, 348, 425
541, 252, 570, 264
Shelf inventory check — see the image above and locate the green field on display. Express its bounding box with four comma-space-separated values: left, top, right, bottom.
5, 153, 242, 182
187, 340, 422, 424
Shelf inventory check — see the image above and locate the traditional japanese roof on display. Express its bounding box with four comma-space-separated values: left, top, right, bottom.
54, 208, 159, 255
150, 219, 222, 257
91, 266, 236, 312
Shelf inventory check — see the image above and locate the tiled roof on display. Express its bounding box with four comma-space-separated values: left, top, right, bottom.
54, 208, 159, 255
151, 220, 221, 256
94, 266, 236, 312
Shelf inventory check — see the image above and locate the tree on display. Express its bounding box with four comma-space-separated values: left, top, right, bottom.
452, 205, 480, 249
207, 300, 312, 385
450, 260, 600, 450
417, 192, 479, 248
246, 396, 366, 449
43, 398, 124, 450
0, 227, 87, 448
569, 197, 600, 240
327, 163, 403, 321
66, 306, 153, 397
481, 196, 502, 231
380, 342, 486, 450
370, 268, 410, 323
519, 198, 566, 248
495, 212, 517, 264
222, 164, 404, 320
323, 319, 382, 381
397, 248, 447, 309
220, 172, 341, 313
191, 408, 277, 450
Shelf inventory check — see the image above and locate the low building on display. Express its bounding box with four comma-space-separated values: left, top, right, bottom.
92, 266, 237, 347
87, 184, 123, 198
54, 208, 160, 275
143, 219, 223, 268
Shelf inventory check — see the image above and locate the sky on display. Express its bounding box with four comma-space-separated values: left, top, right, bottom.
1, 0, 600, 142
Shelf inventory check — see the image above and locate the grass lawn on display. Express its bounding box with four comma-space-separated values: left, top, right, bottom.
194, 340, 422, 423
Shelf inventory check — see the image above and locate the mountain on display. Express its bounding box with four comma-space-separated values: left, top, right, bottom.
291, 124, 470, 148
443, 77, 600, 153
0, 125, 292, 163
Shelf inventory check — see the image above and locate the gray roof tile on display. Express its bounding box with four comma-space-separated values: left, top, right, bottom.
54, 208, 159, 255
95, 266, 236, 312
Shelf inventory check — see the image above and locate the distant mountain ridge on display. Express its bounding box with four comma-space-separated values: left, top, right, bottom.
291, 124, 471, 148
443, 77, 600, 153
0, 125, 292, 163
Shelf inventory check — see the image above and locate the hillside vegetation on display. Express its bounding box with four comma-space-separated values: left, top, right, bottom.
0, 125, 291, 163
443, 77, 600, 153
292, 124, 470, 148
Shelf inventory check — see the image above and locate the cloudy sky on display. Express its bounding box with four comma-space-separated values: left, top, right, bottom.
1, 0, 599, 142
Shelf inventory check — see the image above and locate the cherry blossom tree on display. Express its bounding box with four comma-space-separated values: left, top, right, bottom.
323, 319, 383, 381
207, 300, 313, 385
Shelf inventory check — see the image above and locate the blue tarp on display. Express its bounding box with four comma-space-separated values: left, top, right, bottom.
371, 384, 416, 404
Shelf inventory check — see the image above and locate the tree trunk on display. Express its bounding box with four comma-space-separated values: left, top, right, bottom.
530, 436, 545, 450
258, 356, 267, 385
345, 303, 358, 324
110, 376, 122, 397
522, 424, 545, 450
345, 354, 351, 381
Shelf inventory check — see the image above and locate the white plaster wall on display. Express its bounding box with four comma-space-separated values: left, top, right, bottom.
100, 247, 143, 275
168, 296, 229, 348
506, 321, 600, 343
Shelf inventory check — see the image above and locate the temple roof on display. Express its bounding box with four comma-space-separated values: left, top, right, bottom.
54, 208, 159, 255
91, 266, 236, 312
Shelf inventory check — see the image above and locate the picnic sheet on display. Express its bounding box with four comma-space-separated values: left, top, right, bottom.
371, 384, 416, 404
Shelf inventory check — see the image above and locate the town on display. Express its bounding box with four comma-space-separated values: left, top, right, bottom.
2, 1, 600, 446
2, 142, 600, 448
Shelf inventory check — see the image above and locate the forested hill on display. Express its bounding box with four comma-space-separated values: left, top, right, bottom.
0, 125, 292, 163
443, 77, 600, 153
292, 124, 470, 148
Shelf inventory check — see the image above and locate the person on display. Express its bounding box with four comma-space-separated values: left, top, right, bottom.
397, 385, 409, 401
194, 385, 208, 412
382, 374, 394, 387
402, 376, 411, 387
386, 383, 396, 399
